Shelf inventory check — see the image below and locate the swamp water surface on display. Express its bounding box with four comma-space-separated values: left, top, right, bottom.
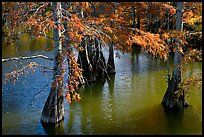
2, 37, 202, 135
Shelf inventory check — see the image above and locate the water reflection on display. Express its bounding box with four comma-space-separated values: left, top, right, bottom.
101, 75, 116, 134
131, 44, 141, 63
41, 120, 64, 135
80, 81, 107, 135
131, 46, 166, 74
162, 106, 185, 135
107, 75, 115, 97
2, 37, 202, 135
2, 34, 52, 58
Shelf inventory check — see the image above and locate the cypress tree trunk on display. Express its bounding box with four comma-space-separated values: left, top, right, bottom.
107, 42, 116, 74
162, 2, 187, 109
41, 2, 64, 124
136, 11, 140, 29
62, 2, 69, 48
131, 2, 136, 29
94, 38, 107, 80
136, 2, 140, 29
77, 36, 95, 84
131, 2, 136, 35
77, 36, 107, 85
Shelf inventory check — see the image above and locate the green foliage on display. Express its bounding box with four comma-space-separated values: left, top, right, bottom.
2, 26, 15, 46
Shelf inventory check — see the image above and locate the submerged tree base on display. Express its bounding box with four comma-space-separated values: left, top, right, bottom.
77, 36, 114, 86
162, 76, 190, 110
41, 114, 64, 125
41, 118, 64, 135
40, 84, 64, 124
162, 100, 189, 111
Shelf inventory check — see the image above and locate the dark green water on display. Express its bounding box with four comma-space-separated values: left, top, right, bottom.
2, 37, 202, 135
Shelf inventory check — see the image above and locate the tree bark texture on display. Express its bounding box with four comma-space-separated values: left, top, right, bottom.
107, 42, 116, 74
162, 2, 187, 109
41, 2, 64, 124
77, 36, 107, 85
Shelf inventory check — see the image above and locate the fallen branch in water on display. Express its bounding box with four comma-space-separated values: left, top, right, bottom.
2, 54, 54, 63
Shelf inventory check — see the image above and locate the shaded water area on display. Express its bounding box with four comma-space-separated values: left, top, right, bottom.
2, 37, 202, 135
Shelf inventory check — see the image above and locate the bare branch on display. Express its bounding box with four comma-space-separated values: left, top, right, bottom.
2, 55, 54, 63
3, 61, 53, 84
28, 3, 47, 19
61, 7, 72, 17
32, 63, 53, 70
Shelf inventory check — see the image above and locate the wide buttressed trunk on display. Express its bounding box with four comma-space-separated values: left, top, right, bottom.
162, 2, 188, 109
77, 36, 107, 85
41, 2, 64, 124
41, 53, 64, 124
